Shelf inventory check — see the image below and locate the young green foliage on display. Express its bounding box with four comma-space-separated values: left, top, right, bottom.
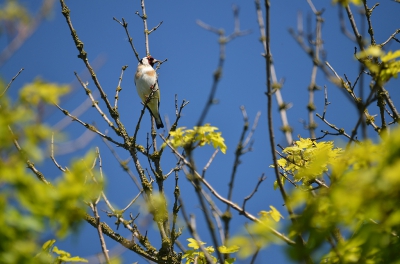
275, 137, 342, 185
286, 128, 400, 262
0, 0, 31, 26
357, 46, 400, 84
228, 206, 283, 259
164, 124, 227, 154
35, 240, 88, 263
0, 79, 101, 263
183, 238, 238, 264
332, 0, 362, 5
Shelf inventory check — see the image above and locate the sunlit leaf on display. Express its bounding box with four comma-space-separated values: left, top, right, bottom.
187, 238, 206, 250
218, 245, 240, 254
165, 124, 227, 154
19, 78, 70, 105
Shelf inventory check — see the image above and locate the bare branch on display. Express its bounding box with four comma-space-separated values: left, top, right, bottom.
102, 138, 143, 191
202, 149, 219, 178
91, 202, 111, 263
179, 199, 216, 264
74, 72, 116, 130
113, 17, 140, 61
137, 0, 150, 55
255, 0, 293, 145
122, 191, 143, 212
0, 68, 24, 97
363, 1, 379, 46
9, 126, 51, 185
148, 21, 163, 34
51, 133, 67, 172
54, 103, 124, 147
242, 174, 266, 211
114, 65, 128, 110
344, 5, 364, 51
379, 29, 400, 48
338, 7, 356, 41
196, 7, 250, 127
84, 214, 159, 262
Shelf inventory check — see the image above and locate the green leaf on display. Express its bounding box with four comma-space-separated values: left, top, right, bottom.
53, 246, 70, 257
275, 137, 342, 183
218, 245, 240, 254
58, 256, 88, 262
165, 124, 227, 154
332, 0, 362, 5
19, 77, 70, 105
224, 258, 236, 264
187, 238, 206, 250
41, 240, 56, 252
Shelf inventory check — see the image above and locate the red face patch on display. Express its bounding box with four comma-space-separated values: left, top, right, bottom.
147, 56, 156, 67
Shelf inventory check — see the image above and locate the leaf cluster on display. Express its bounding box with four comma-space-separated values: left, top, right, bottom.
358, 46, 400, 84
275, 138, 342, 186
0, 79, 101, 263
165, 124, 227, 154
279, 129, 400, 262
183, 238, 238, 264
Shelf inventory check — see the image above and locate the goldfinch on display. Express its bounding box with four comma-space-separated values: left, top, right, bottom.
134, 56, 164, 129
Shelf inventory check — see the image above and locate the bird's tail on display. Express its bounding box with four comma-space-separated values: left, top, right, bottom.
154, 113, 164, 129
147, 107, 164, 129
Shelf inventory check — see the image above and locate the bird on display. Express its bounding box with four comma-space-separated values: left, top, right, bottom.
134, 55, 164, 129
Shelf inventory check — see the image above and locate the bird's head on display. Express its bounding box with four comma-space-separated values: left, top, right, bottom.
140, 56, 159, 67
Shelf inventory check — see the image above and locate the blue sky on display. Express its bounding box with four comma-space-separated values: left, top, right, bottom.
2, 0, 400, 263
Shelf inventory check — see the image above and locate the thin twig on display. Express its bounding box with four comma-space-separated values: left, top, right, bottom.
202, 149, 219, 178
338, 6, 356, 41
0, 68, 24, 97
255, 0, 293, 144
74, 72, 115, 129
122, 191, 143, 212
379, 29, 400, 48
196, 7, 251, 127
101, 138, 142, 191
9, 126, 51, 185
345, 5, 364, 51
223, 106, 259, 242
305, 0, 324, 139
113, 17, 140, 61
51, 133, 67, 172
179, 199, 216, 264
53, 130, 96, 156
363, 1, 378, 46
148, 21, 163, 34
158, 97, 189, 156
170, 171, 181, 252
321, 85, 330, 119
246, 114, 262, 149
54, 103, 123, 147
114, 65, 128, 110
92, 203, 111, 263
242, 174, 266, 212
84, 214, 158, 262
315, 113, 354, 141
53, 95, 95, 131
137, 0, 150, 55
